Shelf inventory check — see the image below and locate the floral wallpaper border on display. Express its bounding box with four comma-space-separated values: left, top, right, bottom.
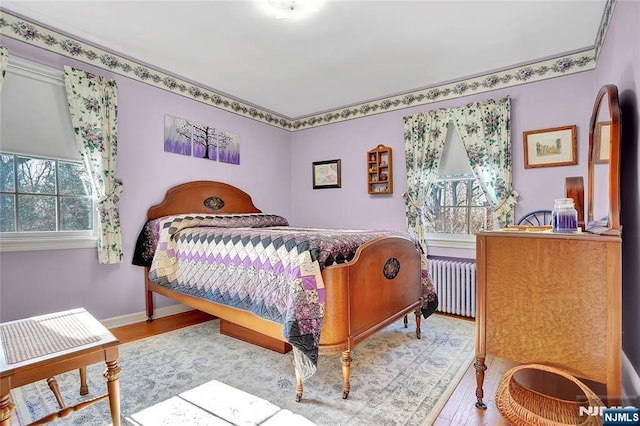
0, 0, 615, 132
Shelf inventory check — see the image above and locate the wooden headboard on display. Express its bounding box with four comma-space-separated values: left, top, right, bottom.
146, 181, 262, 220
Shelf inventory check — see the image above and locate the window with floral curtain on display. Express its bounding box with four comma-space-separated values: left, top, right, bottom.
0, 44, 8, 91
403, 108, 450, 253
404, 97, 518, 250
452, 97, 518, 227
64, 66, 124, 264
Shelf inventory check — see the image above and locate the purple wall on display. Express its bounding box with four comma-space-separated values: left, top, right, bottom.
0, 38, 292, 322
593, 0, 640, 386
290, 73, 595, 258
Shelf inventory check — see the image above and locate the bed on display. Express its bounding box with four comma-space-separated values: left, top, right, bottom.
132, 180, 437, 401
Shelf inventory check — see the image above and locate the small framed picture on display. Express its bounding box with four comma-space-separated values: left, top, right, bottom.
594, 121, 611, 164
312, 159, 341, 189
523, 125, 577, 168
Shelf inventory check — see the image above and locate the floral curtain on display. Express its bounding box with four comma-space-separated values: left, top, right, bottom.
0, 44, 8, 92
64, 66, 124, 264
403, 108, 450, 253
451, 97, 518, 227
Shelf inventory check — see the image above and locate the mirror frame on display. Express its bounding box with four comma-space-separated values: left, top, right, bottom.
587, 84, 621, 232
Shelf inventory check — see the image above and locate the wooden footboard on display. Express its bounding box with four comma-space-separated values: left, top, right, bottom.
318, 236, 422, 354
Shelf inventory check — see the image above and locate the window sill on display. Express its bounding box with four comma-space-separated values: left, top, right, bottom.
425, 233, 477, 250
0, 235, 98, 252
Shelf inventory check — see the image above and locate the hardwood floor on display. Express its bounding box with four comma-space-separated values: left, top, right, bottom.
109, 311, 509, 425
433, 353, 513, 425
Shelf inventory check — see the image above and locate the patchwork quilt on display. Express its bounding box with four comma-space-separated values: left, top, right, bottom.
132, 213, 437, 379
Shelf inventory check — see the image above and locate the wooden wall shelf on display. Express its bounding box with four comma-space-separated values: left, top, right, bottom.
367, 145, 393, 194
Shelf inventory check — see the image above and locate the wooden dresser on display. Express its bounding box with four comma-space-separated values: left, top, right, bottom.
474, 230, 622, 408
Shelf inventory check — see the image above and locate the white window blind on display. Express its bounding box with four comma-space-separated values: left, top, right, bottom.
0, 56, 80, 161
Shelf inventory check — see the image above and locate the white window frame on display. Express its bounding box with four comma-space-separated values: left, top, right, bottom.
0, 59, 97, 253
0, 232, 98, 252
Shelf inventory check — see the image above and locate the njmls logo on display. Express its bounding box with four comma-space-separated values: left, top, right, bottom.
579, 406, 638, 417
581, 406, 640, 425
577, 395, 640, 425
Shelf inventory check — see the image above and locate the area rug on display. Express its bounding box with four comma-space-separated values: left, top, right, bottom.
11, 314, 475, 426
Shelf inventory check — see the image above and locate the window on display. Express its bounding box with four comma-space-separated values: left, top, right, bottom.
425, 173, 493, 235
0, 153, 93, 232
424, 122, 493, 249
0, 57, 97, 251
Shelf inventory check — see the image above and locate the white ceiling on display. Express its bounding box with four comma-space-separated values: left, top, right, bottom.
2, 0, 607, 119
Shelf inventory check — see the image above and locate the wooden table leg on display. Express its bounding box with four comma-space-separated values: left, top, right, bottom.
79, 367, 88, 396
104, 348, 122, 426
0, 392, 15, 426
474, 356, 488, 409
46, 377, 65, 409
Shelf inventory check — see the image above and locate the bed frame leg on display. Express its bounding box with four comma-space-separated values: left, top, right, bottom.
415, 308, 421, 339
403, 315, 408, 328
294, 368, 303, 402
341, 350, 351, 399
145, 289, 154, 322
145, 269, 154, 322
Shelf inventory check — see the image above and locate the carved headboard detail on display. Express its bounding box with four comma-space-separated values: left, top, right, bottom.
146, 181, 261, 220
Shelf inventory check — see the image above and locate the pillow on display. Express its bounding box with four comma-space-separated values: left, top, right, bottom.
132, 213, 289, 267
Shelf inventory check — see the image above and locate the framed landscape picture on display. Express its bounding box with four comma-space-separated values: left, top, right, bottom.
523, 125, 577, 168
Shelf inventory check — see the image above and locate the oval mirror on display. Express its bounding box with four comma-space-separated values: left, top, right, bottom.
587, 84, 621, 234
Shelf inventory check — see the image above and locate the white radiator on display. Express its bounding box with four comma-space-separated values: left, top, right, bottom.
428, 257, 476, 318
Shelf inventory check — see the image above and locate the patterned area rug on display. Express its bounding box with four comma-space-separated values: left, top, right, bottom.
11, 314, 475, 426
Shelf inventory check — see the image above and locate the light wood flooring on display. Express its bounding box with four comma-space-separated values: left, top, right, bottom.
110, 310, 511, 425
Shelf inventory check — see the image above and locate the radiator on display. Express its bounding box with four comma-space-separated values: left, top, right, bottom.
428, 257, 476, 318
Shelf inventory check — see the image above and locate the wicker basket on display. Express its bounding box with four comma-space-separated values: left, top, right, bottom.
495, 364, 604, 426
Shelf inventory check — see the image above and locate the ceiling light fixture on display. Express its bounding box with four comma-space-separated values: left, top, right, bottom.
265, 0, 321, 19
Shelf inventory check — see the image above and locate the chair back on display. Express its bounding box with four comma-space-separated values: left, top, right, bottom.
516, 210, 553, 226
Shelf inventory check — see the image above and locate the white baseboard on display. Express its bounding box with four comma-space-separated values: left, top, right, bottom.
622, 350, 640, 405
100, 304, 195, 329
